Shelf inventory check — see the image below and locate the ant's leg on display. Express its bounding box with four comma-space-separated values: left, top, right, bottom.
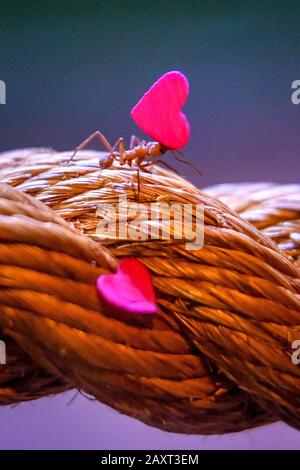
119, 138, 126, 165
171, 150, 202, 176
137, 160, 152, 174
111, 137, 126, 165
134, 158, 154, 200
99, 136, 127, 171
99, 137, 126, 169
68, 131, 113, 165
139, 159, 153, 169
111, 137, 124, 153
134, 157, 159, 199
150, 158, 180, 175
128, 155, 143, 201
127, 166, 140, 201
130, 135, 141, 150
136, 167, 141, 201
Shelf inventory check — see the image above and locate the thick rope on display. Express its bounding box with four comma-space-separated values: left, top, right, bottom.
204, 182, 300, 265
0, 149, 299, 434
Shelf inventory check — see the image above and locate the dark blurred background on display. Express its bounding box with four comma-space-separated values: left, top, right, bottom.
1, 0, 300, 449
1, 0, 299, 188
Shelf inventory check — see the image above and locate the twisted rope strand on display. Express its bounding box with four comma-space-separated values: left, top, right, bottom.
0, 149, 299, 433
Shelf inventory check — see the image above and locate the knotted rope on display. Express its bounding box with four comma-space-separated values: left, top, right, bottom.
0, 148, 299, 434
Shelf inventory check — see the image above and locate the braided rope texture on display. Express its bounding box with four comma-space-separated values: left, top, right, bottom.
0, 148, 299, 434
204, 183, 300, 265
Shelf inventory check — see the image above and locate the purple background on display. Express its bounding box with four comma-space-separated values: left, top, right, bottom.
0, 1, 300, 449
0, 393, 299, 450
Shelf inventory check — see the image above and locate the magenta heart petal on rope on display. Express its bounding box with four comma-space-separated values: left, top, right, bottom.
131, 70, 190, 150
96, 258, 158, 316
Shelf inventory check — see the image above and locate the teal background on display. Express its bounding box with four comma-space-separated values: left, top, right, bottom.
0, 0, 300, 449
1, 1, 300, 186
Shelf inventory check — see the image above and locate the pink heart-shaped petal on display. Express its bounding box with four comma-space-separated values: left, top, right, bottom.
96, 258, 157, 316
131, 70, 190, 150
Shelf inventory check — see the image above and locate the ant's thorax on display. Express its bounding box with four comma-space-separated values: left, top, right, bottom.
125, 141, 166, 160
